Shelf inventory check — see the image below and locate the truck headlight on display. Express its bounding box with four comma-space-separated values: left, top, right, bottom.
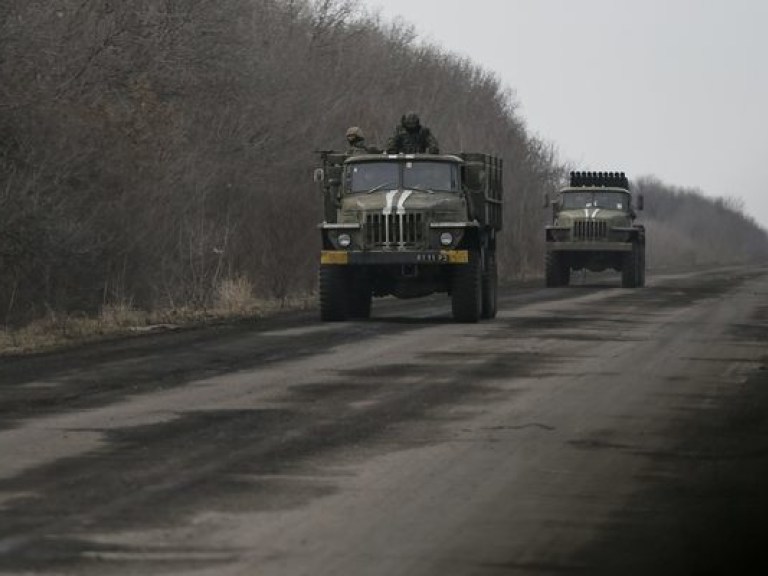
338, 233, 352, 248
439, 232, 454, 246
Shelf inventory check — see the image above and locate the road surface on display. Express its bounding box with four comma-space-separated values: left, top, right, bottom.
1, 266, 767, 575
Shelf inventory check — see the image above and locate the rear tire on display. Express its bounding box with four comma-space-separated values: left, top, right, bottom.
451, 250, 482, 323
319, 265, 350, 321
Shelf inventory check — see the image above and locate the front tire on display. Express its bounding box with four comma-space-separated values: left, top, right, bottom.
451, 250, 482, 323
349, 269, 372, 319
319, 265, 350, 321
481, 254, 498, 319
545, 251, 570, 287
621, 243, 639, 288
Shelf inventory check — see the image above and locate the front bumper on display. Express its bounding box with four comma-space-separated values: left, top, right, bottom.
321, 249, 469, 265
546, 241, 632, 252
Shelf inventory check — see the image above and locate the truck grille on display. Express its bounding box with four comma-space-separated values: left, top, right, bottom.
574, 219, 608, 240
365, 213, 425, 247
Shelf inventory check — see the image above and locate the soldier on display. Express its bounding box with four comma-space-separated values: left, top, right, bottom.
345, 126, 369, 155
385, 112, 439, 154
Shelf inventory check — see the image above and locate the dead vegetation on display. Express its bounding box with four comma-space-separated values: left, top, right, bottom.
1, 0, 766, 350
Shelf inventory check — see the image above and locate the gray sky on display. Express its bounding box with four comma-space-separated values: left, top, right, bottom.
360, 0, 768, 230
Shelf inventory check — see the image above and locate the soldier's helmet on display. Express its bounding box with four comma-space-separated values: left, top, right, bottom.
346, 126, 364, 140
403, 112, 420, 131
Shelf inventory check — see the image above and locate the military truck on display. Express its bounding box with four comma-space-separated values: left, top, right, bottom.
545, 171, 645, 288
314, 151, 503, 322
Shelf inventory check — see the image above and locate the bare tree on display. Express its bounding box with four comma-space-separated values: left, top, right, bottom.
1, 0, 765, 328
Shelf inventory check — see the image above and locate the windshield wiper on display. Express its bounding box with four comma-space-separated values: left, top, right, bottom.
365, 182, 396, 194
406, 185, 435, 194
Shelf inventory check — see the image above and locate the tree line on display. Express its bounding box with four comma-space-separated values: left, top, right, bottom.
635, 177, 768, 268
1, 0, 766, 328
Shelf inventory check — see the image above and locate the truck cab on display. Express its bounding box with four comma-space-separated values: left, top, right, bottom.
316, 152, 503, 322
545, 171, 645, 288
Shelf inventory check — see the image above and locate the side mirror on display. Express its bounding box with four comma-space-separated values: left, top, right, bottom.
542, 193, 550, 209
313, 168, 325, 183
635, 194, 644, 211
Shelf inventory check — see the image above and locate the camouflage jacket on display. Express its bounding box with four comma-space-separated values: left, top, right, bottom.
385, 126, 440, 154
347, 139, 382, 156
346, 142, 368, 156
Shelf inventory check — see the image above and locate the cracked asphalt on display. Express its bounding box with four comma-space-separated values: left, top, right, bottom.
1, 266, 767, 575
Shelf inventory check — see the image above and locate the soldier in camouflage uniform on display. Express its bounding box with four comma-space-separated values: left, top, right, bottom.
345, 126, 370, 156
385, 112, 439, 154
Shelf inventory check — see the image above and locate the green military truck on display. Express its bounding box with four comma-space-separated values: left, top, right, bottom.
314, 151, 503, 322
545, 171, 645, 288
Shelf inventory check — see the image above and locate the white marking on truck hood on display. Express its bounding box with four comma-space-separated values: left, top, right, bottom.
396, 190, 414, 215
383, 190, 398, 216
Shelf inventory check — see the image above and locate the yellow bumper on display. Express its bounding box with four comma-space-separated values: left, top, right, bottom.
321, 250, 469, 265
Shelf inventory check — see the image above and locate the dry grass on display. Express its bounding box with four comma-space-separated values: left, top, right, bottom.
0, 278, 316, 356
214, 277, 260, 315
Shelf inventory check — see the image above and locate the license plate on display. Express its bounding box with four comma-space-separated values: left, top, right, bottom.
416, 253, 447, 263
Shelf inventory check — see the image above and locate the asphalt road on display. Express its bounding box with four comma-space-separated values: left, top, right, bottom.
1, 266, 767, 576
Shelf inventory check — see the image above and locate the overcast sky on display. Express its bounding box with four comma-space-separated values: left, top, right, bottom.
360, 0, 768, 230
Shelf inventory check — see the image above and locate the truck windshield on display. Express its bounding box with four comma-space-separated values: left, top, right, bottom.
561, 191, 629, 210
403, 161, 458, 192
347, 161, 459, 193
348, 163, 399, 193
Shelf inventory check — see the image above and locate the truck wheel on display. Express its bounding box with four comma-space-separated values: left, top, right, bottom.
349, 269, 372, 319
481, 255, 498, 319
546, 252, 569, 287
451, 250, 482, 323
319, 265, 349, 321
621, 243, 639, 288
545, 252, 558, 287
